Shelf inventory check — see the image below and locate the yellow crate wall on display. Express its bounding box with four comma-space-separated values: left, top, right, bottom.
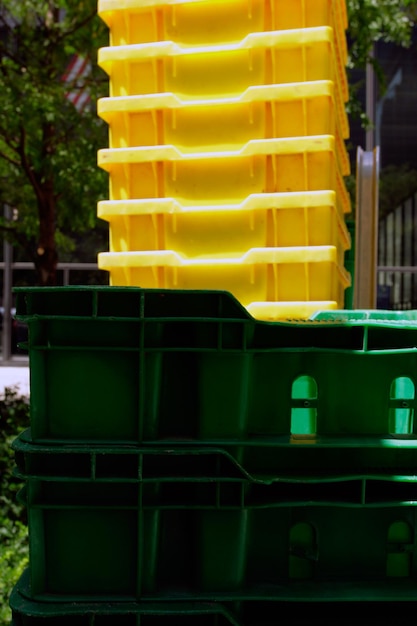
100, 191, 350, 268
98, 81, 349, 155
96, 1, 352, 315
98, 136, 349, 205
98, 246, 351, 315
99, 28, 347, 102
99, 0, 348, 101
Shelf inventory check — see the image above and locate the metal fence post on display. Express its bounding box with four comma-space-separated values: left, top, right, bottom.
2, 204, 13, 361
354, 147, 380, 309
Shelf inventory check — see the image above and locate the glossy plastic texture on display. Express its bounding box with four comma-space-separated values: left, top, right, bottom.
98, 80, 350, 151
99, 191, 351, 265
14, 430, 417, 491
98, 27, 347, 102
98, 0, 347, 71
98, 135, 349, 206
14, 451, 417, 601
14, 287, 417, 444
98, 246, 350, 318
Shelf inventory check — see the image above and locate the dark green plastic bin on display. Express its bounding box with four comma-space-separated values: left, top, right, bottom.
13, 434, 417, 602
14, 286, 417, 444
13, 428, 417, 484
10, 570, 417, 625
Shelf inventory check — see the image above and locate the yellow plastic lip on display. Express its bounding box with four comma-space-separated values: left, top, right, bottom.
98, 25, 349, 103
98, 134, 338, 167
246, 300, 341, 321
98, 190, 339, 216
99, 26, 335, 63
98, 245, 342, 268
100, 122, 349, 176
97, 80, 349, 140
98, 190, 351, 252
99, 81, 335, 113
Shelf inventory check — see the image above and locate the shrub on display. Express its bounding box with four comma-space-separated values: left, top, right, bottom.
0, 387, 29, 626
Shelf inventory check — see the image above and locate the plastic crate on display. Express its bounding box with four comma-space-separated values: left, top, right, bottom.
13, 287, 417, 444
99, 190, 351, 262
98, 246, 350, 316
98, 27, 348, 102
15, 463, 417, 600
98, 0, 347, 53
98, 80, 350, 152
13, 429, 417, 489
98, 0, 349, 103
12, 573, 417, 626
98, 135, 350, 206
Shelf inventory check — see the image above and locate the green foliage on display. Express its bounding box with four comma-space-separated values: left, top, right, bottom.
0, 387, 30, 626
347, 0, 416, 72
346, 0, 417, 123
0, 519, 28, 626
0, 0, 416, 274
0, 0, 109, 282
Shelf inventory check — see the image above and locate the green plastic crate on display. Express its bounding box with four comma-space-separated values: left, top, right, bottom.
13, 429, 417, 483
11, 570, 417, 625
13, 437, 417, 601
14, 286, 417, 443
11, 571, 417, 625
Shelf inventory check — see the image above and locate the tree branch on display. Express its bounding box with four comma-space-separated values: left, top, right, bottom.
55, 10, 97, 42
16, 125, 44, 208
0, 147, 20, 168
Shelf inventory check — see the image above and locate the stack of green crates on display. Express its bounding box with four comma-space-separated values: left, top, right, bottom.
9, 285, 417, 625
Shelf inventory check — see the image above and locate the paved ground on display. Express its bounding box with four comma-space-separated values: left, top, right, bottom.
0, 361, 30, 397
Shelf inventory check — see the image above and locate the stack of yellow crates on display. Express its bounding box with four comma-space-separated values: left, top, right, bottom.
97, 0, 352, 320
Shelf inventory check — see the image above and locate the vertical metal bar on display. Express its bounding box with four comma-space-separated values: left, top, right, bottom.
63, 267, 70, 286
2, 204, 13, 362
354, 147, 380, 309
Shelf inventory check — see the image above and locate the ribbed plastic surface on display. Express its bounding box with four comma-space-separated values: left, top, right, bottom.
96, 2, 352, 312
98, 80, 349, 150
13, 430, 417, 489
12, 431, 417, 601
14, 287, 417, 444
98, 27, 347, 101
98, 134, 349, 203
98, 0, 347, 54
99, 191, 351, 262
98, 0, 349, 99
98, 246, 350, 315
12, 570, 416, 625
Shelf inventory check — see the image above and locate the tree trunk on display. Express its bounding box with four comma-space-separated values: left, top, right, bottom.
33, 121, 58, 286
35, 177, 58, 286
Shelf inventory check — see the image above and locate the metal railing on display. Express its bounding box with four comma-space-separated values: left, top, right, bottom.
378, 189, 417, 310
1, 262, 106, 363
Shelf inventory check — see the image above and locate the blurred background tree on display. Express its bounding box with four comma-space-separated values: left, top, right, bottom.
0, 0, 108, 285
0, 0, 416, 283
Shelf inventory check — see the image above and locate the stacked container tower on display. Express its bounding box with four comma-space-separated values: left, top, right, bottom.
9, 1, 417, 625
96, 0, 352, 320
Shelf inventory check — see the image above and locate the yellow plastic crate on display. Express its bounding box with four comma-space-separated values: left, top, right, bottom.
98, 26, 348, 103
246, 299, 344, 320
98, 80, 349, 155
98, 246, 351, 320
99, 190, 351, 267
98, 135, 351, 208
98, 0, 348, 101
